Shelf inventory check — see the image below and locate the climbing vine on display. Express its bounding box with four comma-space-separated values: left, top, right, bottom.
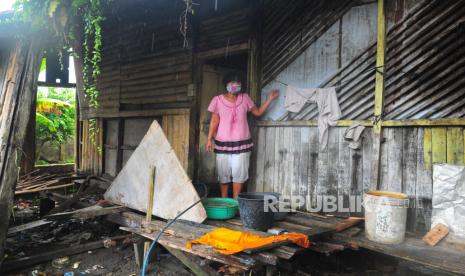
7, 0, 104, 110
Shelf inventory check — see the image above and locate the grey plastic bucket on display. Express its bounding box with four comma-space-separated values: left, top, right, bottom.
364, 191, 409, 244
264, 192, 288, 221
237, 192, 274, 231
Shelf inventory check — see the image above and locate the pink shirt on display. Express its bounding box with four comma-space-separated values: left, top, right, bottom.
208, 93, 255, 143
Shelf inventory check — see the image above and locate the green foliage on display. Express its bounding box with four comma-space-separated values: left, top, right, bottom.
81, 0, 103, 109
36, 87, 76, 162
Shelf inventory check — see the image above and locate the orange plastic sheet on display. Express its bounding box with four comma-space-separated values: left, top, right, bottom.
186, 227, 310, 255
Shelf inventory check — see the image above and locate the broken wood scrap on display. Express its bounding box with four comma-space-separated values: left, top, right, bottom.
7, 219, 52, 236
243, 240, 293, 254
15, 172, 85, 195
45, 176, 90, 215
163, 246, 218, 276
423, 223, 449, 246
332, 217, 364, 233
1, 235, 131, 273
15, 183, 76, 194
7, 204, 125, 235
46, 205, 126, 220
310, 242, 345, 256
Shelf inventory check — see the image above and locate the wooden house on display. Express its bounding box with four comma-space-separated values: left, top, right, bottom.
1, 0, 465, 273
72, 0, 465, 235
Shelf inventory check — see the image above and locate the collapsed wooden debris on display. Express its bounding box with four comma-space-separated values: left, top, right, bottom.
8, 203, 126, 235
15, 172, 85, 195
2, 235, 132, 273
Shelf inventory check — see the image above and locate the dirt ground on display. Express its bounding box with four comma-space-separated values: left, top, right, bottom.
6, 245, 193, 276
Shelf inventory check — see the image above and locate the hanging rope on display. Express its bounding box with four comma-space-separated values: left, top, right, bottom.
180, 0, 193, 48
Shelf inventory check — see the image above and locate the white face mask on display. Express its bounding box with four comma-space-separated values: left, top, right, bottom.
226, 82, 242, 94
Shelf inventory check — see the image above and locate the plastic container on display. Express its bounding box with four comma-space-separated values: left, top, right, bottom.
202, 198, 238, 220
364, 191, 410, 244
237, 192, 274, 230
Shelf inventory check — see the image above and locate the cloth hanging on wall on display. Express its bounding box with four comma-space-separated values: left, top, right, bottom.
344, 124, 366, 149
284, 86, 341, 149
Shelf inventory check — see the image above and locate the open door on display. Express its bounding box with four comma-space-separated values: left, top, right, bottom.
197, 54, 248, 184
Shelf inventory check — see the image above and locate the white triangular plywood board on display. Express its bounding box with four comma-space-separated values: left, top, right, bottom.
104, 120, 207, 223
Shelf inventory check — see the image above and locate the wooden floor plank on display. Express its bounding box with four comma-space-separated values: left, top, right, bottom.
120, 227, 257, 270
331, 233, 465, 275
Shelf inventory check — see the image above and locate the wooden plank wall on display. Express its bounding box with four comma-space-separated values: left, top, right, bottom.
93, 21, 192, 118
79, 119, 103, 175
252, 126, 465, 233
162, 114, 190, 170
197, 9, 250, 52
100, 114, 190, 177
78, 1, 254, 175
79, 2, 195, 173
76, 1, 193, 119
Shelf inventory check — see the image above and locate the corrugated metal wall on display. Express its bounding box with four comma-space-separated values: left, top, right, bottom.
261, 0, 355, 86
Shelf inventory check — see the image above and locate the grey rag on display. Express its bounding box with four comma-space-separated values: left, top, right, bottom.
284, 86, 341, 150
344, 124, 366, 149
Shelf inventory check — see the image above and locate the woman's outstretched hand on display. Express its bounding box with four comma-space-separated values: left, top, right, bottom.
268, 89, 279, 101
206, 139, 214, 152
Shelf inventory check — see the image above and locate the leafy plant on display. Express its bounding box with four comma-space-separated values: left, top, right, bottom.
35, 87, 75, 162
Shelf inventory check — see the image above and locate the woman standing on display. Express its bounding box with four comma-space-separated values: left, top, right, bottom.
206, 73, 279, 198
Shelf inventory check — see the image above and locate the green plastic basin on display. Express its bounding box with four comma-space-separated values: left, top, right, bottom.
202, 197, 239, 220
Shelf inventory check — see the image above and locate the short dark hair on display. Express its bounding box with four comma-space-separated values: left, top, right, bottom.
223, 72, 244, 86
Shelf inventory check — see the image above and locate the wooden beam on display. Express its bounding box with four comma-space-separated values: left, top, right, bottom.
7, 219, 52, 236
197, 43, 249, 59
46, 205, 125, 220
0, 41, 42, 264
256, 120, 372, 127
164, 246, 217, 276
37, 81, 76, 88
372, 0, 387, 189
382, 119, 465, 127
256, 119, 465, 128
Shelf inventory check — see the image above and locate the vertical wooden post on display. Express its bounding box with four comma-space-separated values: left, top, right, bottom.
372, 0, 386, 189
247, 0, 263, 104
0, 41, 42, 264
248, 0, 264, 191
144, 166, 156, 259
